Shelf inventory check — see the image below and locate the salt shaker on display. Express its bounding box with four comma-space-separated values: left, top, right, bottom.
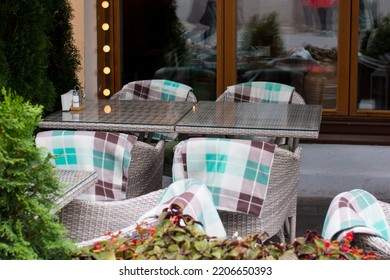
72, 85, 82, 108
72, 90, 80, 107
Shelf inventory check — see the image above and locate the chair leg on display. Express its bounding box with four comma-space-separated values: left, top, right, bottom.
276, 229, 286, 244
289, 215, 296, 243
284, 216, 296, 244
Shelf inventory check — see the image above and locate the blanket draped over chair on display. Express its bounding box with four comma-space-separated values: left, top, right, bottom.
137, 178, 227, 237
225, 81, 294, 103
172, 138, 276, 219
36, 130, 137, 201
111, 79, 194, 141
322, 189, 390, 241
112, 79, 192, 101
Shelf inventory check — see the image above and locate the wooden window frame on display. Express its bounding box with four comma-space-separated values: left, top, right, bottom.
96, 0, 390, 144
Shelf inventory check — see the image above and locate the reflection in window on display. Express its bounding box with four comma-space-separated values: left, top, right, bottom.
357, 0, 390, 111
236, 0, 338, 109
121, 0, 217, 101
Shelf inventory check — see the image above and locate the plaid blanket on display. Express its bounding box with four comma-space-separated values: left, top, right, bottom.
322, 189, 390, 241
172, 138, 276, 218
111, 79, 193, 141
112, 79, 193, 101
35, 130, 137, 201
224, 82, 294, 103
137, 178, 226, 237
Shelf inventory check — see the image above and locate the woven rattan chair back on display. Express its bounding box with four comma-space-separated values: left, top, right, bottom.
216, 81, 305, 105
59, 139, 165, 242
73, 143, 301, 245
172, 140, 302, 242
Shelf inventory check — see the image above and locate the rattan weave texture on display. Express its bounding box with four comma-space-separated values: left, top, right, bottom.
60, 140, 165, 242
70, 145, 302, 245
353, 200, 390, 259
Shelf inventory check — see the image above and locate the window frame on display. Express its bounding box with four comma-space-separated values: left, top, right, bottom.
96, 0, 390, 142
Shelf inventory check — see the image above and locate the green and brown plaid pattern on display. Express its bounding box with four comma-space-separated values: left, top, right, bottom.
138, 178, 227, 237
113, 79, 192, 101
322, 189, 390, 241
36, 130, 137, 201
172, 138, 276, 218
224, 81, 294, 103
112, 79, 193, 141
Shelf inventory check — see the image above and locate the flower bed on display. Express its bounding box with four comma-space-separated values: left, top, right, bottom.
75, 206, 379, 260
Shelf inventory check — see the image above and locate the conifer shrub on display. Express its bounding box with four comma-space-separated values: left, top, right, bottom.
0, 87, 77, 259
0, 0, 80, 115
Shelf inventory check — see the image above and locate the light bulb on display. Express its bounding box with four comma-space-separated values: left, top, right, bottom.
102, 23, 109, 31
103, 67, 111, 74
103, 89, 111, 96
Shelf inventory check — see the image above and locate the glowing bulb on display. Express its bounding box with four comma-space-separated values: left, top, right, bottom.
102, 1, 109, 8
103, 89, 111, 96
104, 105, 111, 114
103, 45, 110, 53
102, 23, 109, 31
103, 67, 111, 74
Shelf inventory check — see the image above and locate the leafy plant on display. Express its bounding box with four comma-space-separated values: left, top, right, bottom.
241, 12, 285, 57
77, 205, 379, 260
0, 87, 77, 259
361, 14, 390, 59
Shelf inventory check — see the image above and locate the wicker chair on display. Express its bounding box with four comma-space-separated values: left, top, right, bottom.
352, 200, 390, 260
172, 139, 302, 243
216, 81, 305, 104
111, 79, 196, 102
77, 143, 302, 247
58, 139, 164, 243
110, 79, 197, 176
216, 82, 305, 145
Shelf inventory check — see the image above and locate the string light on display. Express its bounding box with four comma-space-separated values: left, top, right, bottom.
102, 1, 109, 8
104, 105, 112, 114
103, 45, 110, 53
103, 89, 111, 96
102, 23, 109, 31
103, 67, 111, 74
102, 1, 111, 97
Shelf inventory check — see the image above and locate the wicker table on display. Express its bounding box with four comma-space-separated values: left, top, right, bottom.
53, 169, 98, 213
175, 101, 322, 150
40, 99, 196, 135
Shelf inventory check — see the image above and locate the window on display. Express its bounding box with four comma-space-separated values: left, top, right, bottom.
97, 0, 390, 143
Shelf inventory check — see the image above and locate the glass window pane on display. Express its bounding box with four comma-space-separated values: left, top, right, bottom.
236, 0, 338, 109
121, 0, 217, 101
357, 0, 390, 111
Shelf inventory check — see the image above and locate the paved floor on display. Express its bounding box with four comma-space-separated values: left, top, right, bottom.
296, 197, 330, 237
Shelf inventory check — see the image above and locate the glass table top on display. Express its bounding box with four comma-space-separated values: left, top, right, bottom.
40, 100, 196, 132
175, 101, 322, 138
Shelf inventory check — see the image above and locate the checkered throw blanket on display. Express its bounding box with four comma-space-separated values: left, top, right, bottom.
322, 189, 390, 241
35, 130, 137, 201
224, 82, 294, 103
111, 79, 193, 141
112, 79, 193, 101
172, 138, 276, 218
137, 178, 226, 237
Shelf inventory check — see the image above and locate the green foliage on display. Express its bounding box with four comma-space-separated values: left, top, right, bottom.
0, 88, 77, 259
241, 12, 285, 57
77, 206, 379, 260
162, 0, 188, 67
0, 0, 80, 115
361, 14, 390, 59
45, 0, 81, 112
